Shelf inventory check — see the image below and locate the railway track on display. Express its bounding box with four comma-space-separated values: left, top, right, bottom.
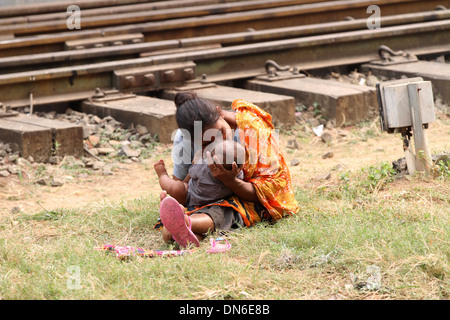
0, 0, 449, 161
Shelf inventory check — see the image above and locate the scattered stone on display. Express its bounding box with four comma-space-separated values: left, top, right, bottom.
337, 130, 348, 137
287, 138, 300, 150
51, 177, 64, 187
118, 144, 141, 158
89, 148, 99, 156
306, 118, 320, 127
102, 165, 114, 176
93, 161, 105, 170
313, 172, 331, 181
434, 153, 450, 165
130, 140, 143, 149
97, 147, 115, 155
87, 135, 100, 147
103, 124, 116, 136
82, 157, 94, 167
9, 154, 19, 163
108, 140, 121, 147
290, 158, 300, 166
0, 170, 10, 177
7, 165, 19, 174
10, 206, 21, 214
325, 119, 335, 129
83, 125, 97, 139
136, 124, 149, 136
320, 132, 333, 144
392, 157, 407, 173
49, 156, 63, 165
35, 178, 48, 185
365, 75, 379, 87
322, 151, 334, 159
43, 111, 56, 119
92, 115, 102, 124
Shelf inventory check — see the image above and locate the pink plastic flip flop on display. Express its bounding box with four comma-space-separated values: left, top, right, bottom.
207, 237, 231, 253
159, 196, 200, 248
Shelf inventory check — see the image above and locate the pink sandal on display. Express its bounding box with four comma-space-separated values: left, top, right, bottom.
159, 196, 200, 248
207, 237, 231, 253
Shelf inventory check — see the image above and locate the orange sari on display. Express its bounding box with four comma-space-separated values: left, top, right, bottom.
187, 99, 299, 226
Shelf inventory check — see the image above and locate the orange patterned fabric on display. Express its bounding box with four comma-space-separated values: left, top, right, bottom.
187, 99, 299, 226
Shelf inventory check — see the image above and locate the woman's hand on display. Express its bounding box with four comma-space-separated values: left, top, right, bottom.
206, 151, 239, 185
206, 151, 260, 203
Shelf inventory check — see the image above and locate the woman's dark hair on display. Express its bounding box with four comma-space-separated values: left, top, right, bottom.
174, 91, 220, 139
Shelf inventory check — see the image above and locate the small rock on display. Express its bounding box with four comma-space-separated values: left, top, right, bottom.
313, 172, 332, 181
83, 159, 94, 167
10, 206, 21, 214
87, 135, 100, 147
83, 125, 97, 139
366, 75, 379, 87
35, 178, 48, 185
103, 124, 115, 136
136, 124, 149, 136
118, 145, 141, 158
290, 158, 300, 166
320, 132, 333, 144
7, 165, 19, 174
43, 111, 56, 119
97, 147, 115, 155
102, 165, 114, 176
92, 115, 102, 124
9, 154, 19, 163
61, 156, 76, 166
108, 140, 121, 147
130, 140, 143, 148
89, 148, 99, 156
325, 119, 335, 129
49, 156, 63, 165
331, 164, 343, 171
93, 161, 105, 170
322, 151, 334, 159
51, 177, 64, 187
287, 139, 300, 150
0, 170, 10, 177
103, 115, 115, 123
306, 118, 320, 127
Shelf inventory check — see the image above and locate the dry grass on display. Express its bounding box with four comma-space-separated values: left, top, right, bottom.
0, 115, 449, 300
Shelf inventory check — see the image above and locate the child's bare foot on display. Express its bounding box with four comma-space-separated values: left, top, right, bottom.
153, 159, 168, 178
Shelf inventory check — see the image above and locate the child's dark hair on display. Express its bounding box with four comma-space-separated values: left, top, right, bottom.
174, 91, 220, 139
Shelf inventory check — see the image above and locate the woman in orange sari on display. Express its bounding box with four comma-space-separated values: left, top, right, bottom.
155, 91, 299, 247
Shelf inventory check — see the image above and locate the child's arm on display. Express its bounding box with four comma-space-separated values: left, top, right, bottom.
154, 159, 188, 206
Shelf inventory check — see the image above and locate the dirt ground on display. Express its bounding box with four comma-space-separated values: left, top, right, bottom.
1, 114, 449, 217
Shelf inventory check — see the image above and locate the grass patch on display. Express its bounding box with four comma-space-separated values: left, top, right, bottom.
1, 165, 448, 300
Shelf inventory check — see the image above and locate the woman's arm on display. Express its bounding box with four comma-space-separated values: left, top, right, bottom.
206, 152, 260, 203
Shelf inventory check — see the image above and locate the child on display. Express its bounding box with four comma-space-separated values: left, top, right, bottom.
153, 139, 245, 209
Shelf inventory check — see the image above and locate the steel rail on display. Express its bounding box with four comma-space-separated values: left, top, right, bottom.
0, 0, 352, 36
0, 0, 324, 26
1, 0, 448, 39
0, 0, 160, 18
0, 9, 449, 73
1, 19, 449, 107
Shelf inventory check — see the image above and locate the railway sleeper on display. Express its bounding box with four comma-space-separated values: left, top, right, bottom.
0, 114, 83, 163
159, 82, 296, 128
361, 46, 450, 105
246, 64, 378, 126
